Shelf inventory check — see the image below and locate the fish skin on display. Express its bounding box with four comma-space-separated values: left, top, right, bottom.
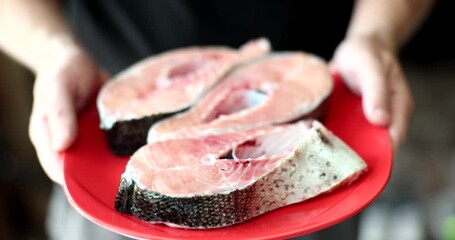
115, 121, 367, 228
116, 178, 257, 228
104, 111, 186, 156
97, 39, 271, 155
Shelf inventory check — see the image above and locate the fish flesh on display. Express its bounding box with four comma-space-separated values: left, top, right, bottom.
115, 120, 367, 228
116, 121, 367, 228
147, 52, 333, 143
97, 38, 271, 155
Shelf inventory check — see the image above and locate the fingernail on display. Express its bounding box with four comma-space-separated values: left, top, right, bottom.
51, 134, 64, 150
388, 128, 401, 153
373, 108, 390, 124
52, 130, 70, 151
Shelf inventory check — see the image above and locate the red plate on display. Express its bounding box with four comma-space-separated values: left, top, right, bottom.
63, 76, 392, 240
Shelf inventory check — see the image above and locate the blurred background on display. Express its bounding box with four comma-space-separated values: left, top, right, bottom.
0, 1, 454, 239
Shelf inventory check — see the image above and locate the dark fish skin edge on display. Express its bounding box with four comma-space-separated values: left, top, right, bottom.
115, 178, 257, 228
104, 109, 187, 156
114, 118, 367, 229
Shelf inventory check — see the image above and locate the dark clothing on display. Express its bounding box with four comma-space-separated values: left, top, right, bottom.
63, 0, 353, 74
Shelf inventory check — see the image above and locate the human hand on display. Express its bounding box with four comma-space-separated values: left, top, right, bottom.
29, 45, 106, 185
330, 36, 413, 152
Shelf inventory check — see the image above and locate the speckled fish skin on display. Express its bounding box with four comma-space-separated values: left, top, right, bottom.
115, 121, 367, 228
97, 38, 271, 155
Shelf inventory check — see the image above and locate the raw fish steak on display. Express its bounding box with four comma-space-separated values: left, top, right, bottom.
147, 52, 333, 143
97, 38, 271, 155
115, 120, 367, 228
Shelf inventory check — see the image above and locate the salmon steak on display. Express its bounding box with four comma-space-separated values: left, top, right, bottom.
115, 120, 367, 228
147, 52, 333, 143
97, 38, 271, 155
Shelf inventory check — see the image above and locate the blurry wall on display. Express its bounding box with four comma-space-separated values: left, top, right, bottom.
401, 0, 455, 62
0, 53, 51, 239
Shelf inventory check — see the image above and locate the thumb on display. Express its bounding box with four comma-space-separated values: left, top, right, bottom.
331, 56, 391, 126
45, 81, 78, 151
360, 66, 391, 126
98, 69, 110, 85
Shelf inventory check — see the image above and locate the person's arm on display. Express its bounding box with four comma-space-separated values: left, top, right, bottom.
0, 0, 105, 184
347, 0, 434, 53
330, 0, 434, 151
0, 0, 78, 72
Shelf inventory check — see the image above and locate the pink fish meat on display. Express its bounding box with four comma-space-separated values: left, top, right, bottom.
97, 39, 271, 155
147, 52, 333, 143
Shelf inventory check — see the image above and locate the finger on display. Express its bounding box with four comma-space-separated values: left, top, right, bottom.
388, 66, 413, 151
328, 60, 340, 76
43, 79, 78, 152
358, 55, 392, 126
73, 69, 109, 111
329, 54, 362, 96
29, 101, 64, 185
98, 69, 110, 85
